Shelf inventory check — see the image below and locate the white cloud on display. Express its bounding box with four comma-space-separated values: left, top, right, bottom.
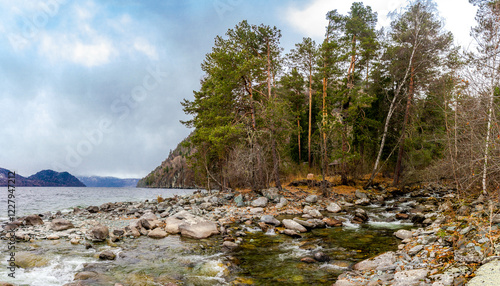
134, 38, 159, 60
40, 33, 115, 67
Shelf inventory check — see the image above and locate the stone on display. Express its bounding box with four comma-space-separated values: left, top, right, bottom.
303, 206, 322, 218
86, 206, 99, 213
300, 257, 316, 263
74, 271, 98, 280
222, 241, 239, 250
467, 260, 500, 286
305, 195, 318, 203
70, 238, 80, 245
99, 250, 116, 260
47, 234, 60, 240
148, 228, 168, 239
394, 229, 412, 240
393, 269, 429, 286
165, 216, 184, 234
50, 219, 74, 231
306, 173, 314, 180
326, 202, 342, 213
140, 212, 158, 221
87, 225, 109, 242
234, 194, 244, 206
438, 201, 453, 212
251, 197, 268, 207
293, 218, 314, 229
176, 214, 219, 239
282, 229, 301, 238
23, 215, 44, 226
351, 208, 369, 224
354, 198, 370, 205
282, 219, 307, 233
355, 190, 368, 200
250, 207, 264, 214
353, 251, 396, 271
323, 217, 343, 227
260, 215, 280, 226
492, 214, 500, 224
262, 188, 280, 201
408, 245, 424, 256
313, 251, 330, 262
396, 213, 409, 220
14, 252, 50, 268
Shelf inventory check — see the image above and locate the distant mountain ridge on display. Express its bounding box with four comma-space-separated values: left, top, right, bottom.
78, 176, 139, 187
0, 168, 85, 187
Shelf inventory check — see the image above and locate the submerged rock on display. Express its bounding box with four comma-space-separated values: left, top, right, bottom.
14, 252, 50, 269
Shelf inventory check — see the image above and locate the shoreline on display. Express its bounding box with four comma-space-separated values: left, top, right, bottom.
1, 183, 499, 285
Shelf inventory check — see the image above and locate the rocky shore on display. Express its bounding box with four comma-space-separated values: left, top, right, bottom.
2, 182, 500, 285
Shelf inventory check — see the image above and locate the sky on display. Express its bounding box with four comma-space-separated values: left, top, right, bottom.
0, 0, 477, 179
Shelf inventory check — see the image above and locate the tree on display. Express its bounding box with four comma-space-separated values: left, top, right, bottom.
288, 37, 318, 168
365, 0, 454, 187
468, 0, 500, 195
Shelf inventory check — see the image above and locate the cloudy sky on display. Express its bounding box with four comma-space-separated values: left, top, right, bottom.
0, 0, 477, 179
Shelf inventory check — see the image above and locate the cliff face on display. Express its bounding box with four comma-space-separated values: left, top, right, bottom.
137, 137, 196, 188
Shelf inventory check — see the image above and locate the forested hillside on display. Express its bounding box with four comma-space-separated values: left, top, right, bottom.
177, 0, 500, 194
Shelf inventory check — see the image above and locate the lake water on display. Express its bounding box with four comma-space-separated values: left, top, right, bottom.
0, 187, 195, 220
0, 187, 413, 285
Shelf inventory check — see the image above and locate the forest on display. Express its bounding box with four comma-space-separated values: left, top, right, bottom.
180, 0, 500, 195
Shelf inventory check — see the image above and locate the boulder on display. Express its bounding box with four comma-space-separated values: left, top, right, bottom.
394, 229, 412, 240
262, 188, 280, 201
148, 228, 168, 239
98, 250, 116, 260
260, 215, 280, 226
47, 234, 60, 240
351, 208, 369, 224
323, 217, 343, 227
87, 225, 109, 242
251, 197, 268, 207
355, 189, 368, 200
23, 215, 44, 226
50, 219, 74, 231
74, 271, 98, 280
234, 194, 244, 207
86, 206, 99, 213
139, 212, 158, 221
303, 206, 322, 218
179, 220, 219, 239
353, 251, 396, 271
305, 195, 319, 203
293, 218, 315, 229
14, 252, 49, 268
166, 211, 219, 239
326, 202, 342, 213
282, 219, 307, 233
313, 251, 330, 262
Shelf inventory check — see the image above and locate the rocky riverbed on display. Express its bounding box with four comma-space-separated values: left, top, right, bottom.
1, 182, 500, 285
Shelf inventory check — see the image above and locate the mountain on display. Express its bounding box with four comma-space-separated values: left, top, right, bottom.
28, 170, 86, 187
0, 168, 35, 186
78, 176, 139, 187
137, 136, 196, 188
0, 168, 86, 187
